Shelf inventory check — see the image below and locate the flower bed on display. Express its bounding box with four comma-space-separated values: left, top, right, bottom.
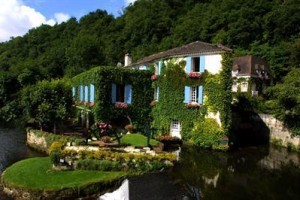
185, 102, 201, 108
60, 149, 176, 172
114, 102, 128, 109
188, 72, 201, 79
157, 135, 182, 146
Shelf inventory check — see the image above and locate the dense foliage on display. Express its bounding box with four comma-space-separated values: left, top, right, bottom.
266, 68, 300, 136
21, 79, 72, 133
0, 0, 299, 130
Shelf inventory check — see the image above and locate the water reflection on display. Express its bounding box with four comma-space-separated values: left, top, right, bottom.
0, 128, 44, 200
0, 127, 299, 200
170, 145, 300, 200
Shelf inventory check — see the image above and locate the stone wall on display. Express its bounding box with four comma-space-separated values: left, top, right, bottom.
259, 114, 300, 149
26, 130, 48, 153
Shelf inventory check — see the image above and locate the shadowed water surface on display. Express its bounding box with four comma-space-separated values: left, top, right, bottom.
0, 128, 43, 200
0, 128, 299, 200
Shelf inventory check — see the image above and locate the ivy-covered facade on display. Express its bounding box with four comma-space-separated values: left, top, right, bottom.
130, 41, 233, 148
72, 66, 152, 130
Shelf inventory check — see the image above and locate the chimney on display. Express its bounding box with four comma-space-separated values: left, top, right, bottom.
124, 53, 132, 67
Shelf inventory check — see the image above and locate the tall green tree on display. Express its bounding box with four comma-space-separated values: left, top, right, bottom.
21, 79, 72, 133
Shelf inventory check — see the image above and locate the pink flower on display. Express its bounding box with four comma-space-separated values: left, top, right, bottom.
151, 74, 158, 81
188, 72, 201, 79
186, 102, 201, 108
90, 102, 94, 107
114, 102, 128, 109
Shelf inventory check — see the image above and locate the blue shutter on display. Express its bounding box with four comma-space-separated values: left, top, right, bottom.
200, 56, 205, 73
185, 57, 192, 73
158, 61, 162, 75
84, 86, 89, 102
90, 84, 95, 103
111, 83, 117, 103
125, 84, 132, 104
80, 85, 84, 101
72, 87, 76, 98
198, 86, 203, 104
184, 86, 190, 103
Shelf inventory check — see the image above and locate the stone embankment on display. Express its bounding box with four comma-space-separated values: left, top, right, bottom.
259, 114, 300, 150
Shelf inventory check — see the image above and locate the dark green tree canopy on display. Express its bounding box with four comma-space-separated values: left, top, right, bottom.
0, 0, 299, 124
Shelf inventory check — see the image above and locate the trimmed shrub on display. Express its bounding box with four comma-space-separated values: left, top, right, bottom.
190, 118, 225, 149
76, 159, 121, 171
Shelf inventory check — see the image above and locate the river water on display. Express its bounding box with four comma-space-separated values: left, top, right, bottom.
0, 128, 299, 200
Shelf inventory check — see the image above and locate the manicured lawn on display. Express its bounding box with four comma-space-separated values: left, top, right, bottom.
2, 157, 126, 190
120, 133, 160, 147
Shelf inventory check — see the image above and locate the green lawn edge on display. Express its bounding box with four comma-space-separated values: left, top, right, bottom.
1, 157, 126, 191
120, 133, 160, 147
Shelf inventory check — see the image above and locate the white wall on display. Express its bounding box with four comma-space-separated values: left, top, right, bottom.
204, 54, 222, 75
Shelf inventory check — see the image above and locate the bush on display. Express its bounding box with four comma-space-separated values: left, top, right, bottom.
49, 141, 64, 153
49, 141, 64, 165
190, 118, 225, 149
50, 150, 61, 165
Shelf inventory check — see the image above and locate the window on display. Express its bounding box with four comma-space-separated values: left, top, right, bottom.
193, 57, 200, 72
232, 83, 238, 92
184, 86, 203, 104
90, 84, 95, 103
241, 82, 248, 92
170, 120, 181, 139
84, 86, 89, 102
80, 85, 84, 101
154, 61, 162, 75
116, 84, 125, 102
154, 87, 159, 101
72, 87, 76, 99
191, 87, 198, 102
112, 84, 132, 104
186, 56, 205, 73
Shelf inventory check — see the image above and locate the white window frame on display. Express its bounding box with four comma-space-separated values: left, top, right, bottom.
241, 82, 248, 92
191, 86, 198, 103
232, 82, 238, 92
154, 87, 159, 101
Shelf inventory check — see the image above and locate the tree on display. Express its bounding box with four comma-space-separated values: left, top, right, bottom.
21, 79, 72, 133
267, 68, 300, 136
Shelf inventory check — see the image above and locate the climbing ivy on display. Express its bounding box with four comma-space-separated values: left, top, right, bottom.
72, 66, 153, 130
151, 53, 233, 148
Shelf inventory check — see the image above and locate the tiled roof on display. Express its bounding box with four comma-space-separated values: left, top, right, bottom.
233, 56, 271, 76
131, 41, 232, 66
